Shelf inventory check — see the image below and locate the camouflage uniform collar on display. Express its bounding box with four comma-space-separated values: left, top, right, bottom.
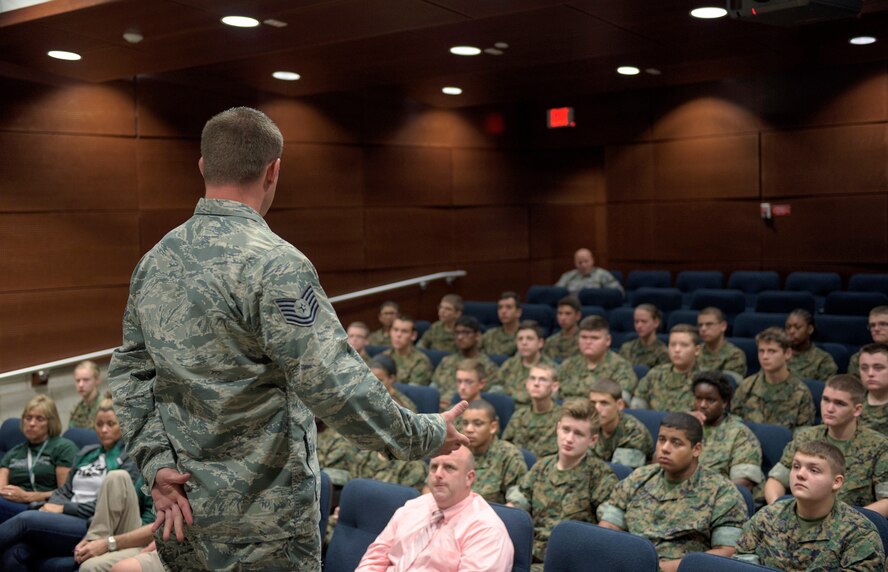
195, 198, 267, 226
788, 498, 837, 542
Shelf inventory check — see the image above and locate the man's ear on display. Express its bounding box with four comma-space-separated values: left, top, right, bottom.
198, 157, 205, 176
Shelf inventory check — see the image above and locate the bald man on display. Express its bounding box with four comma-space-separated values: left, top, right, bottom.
555, 249, 623, 295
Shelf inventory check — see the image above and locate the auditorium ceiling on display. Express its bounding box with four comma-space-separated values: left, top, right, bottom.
1, 0, 887, 107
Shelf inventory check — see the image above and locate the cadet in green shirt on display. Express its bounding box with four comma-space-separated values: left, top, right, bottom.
619, 304, 669, 369
70, 360, 103, 430
632, 324, 701, 413
860, 343, 888, 435
459, 400, 527, 504
500, 321, 558, 407
588, 378, 652, 468
697, 307, 747, 377
346, 321, 373, 364
785, 309, 837, 382
558, 315, 637, 402
543, 297, 582, 362
434, 316, 502, 406
737, 440, 885, 571
502, 364, 561, 459
417, 294, 463, 353
453, 358, 489, 408
481, 291, 522, 357
382, 315, 433, 386
368, 301, 399, 346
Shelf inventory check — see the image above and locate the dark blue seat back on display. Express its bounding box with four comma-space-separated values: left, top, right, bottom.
754, 290, 816, 315
629, 287, 683, 313
676, 270, 724, 293
521, 304, 557, 337
849, 274, 888, 295
690, 289, 747, 320
606, 462, 633, 480
526, 285, 570, 307
0, 417, 26, 458
581, 305, 608, 320
608, 306, 636, 333
626, 270, 671, 291
804, 379, 825, 424
544, 520, 659, 571
816, 315, 871, 347
785, 271, 842, 297
728, 337, 759, 374
742, 421, 792, 476
668, 309, 699, 330
418, 348, 450, 368
395, 383, 440, 414
491, 503, 534, 572
824, 292, 888, 316
728, 271, 781, 307
463, 301, 500, 329
63, 427, 100, 450
578, 288, 624, 309
678, 552, 779, 571
624, 409, 665, 441
816, 342, 849, 374
521, 448, 537, 469
732, 312, 787, 338
319, 470, 332, 541
856, 507, 888, 555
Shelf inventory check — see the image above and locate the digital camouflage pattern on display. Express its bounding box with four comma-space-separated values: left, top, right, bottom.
699, 414, 763, 484
433, 352, 502, 404
391, 388, 417, 412
735, 498, 885, 571
69, 395, 102, 430
499, 354, 559, 407
733, 371, 815, 429
591, 412, 653, 468
510, 454, 618, 564
108, 199, 445, 571
698, 341, 748, 377
632, 364, 699, 413
416, 320, 457, 353
367, 328, 390, 346
501, 405, 560, 459
555, 268, 624, 295
849, 351, 861, 376
598, 464, 747, 561
471, 438, 527, 504
558, 351, 638, 402
619, 337, 670, 369
788, 345, 838, 382
382, 346, 433, 386
351, 450, 428, 492
861, 400, 888, 436
768, 425, 888, 507
482, 326, 518, 357
316, 426, 359, 487
543, 330, 579, 362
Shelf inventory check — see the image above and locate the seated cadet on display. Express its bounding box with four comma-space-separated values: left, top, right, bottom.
736, 441, 885, 571
764, 374, 888, 515
370, 355, 417, 412
631, 324, 701, 412
382, 315, 433, 386
696, 307, 747, 378
346, 321, 373, 363
690, 371, 763, 493
482, 291, 523, 357
458, 400, 527, 504
433, 316, 501, 405
733, 327, 815, 430
453, 359, 488, 407
543, 296, 582, 362
555, 248, 624, 295
588, 379, 653, 468
849, 305, 888, 376
598, 413, 748, 572
500, 321, 558, 408
619, 303, 670, 369
70, 360, 103, 429
785, 308, 837, 382
368, 300, 399, 345
558, 315, 637, 402
502, 364, 561, 459
508, 400, 618, 570
860, 343, 888, 435
417, 294, 463, 353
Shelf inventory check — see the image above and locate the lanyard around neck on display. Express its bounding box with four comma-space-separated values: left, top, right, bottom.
27, 439, 50, 490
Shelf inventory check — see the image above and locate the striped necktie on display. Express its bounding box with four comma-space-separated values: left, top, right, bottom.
395, 509, 445, 572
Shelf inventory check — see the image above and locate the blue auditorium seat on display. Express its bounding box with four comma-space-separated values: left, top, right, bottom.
632, 364, 650, 380
754, 290, 816, 315
463, 301, 500, 329
676, 270, 724, 305
732, 312, 787, 339
727, 337, 759, 375
0, 417, 26, 458
815, 315, 872, 348
856, 507, 888, 554
526, 285, 570, 307
743, 421, 792, 476
824, 291, 888, 316
415, 319, 431, 341
62, 427, 100, 449
626, 270, 671, 291
624, 409, 665, 441
804, 379, 825, 424
521, 448, 537, 469
728, 271, 781, 308
785, 271, 842, 310
849, 273, 888, 295
628, 287, 683, 314
816, 342, 849, 374
544, 520, 659, 571
667, 309, 699, 330
319, 470, 332, 541
678, 553, 779, 571
578, 288, 624, 309
394, 383, 440, 414
610, 270, 624, 286
606, 462, 634, 480
581, 305, 609, 320
521, 303, 557, 336
366, 344, 388, 357
418, 348, 450, 368
491, 503, 534, 572
608, 306, 635, 333
689, 289, 747, 321
610, 332, 636, 351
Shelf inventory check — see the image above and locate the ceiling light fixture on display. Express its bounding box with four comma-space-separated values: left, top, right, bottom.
272, 71, 300, 81
450, 46, 481, 56
690, 7, 728, 19
221, 16, 260, 28
442, 87, 463, 95
47, 50, 81, 61
849, 36, 877, 45
484, 48, 503, 55
617, 66, 640, 76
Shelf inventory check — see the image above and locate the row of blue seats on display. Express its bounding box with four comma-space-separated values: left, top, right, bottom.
0, 418, 99, 457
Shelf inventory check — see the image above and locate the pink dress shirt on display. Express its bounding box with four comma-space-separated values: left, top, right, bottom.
356, 491, 514, 572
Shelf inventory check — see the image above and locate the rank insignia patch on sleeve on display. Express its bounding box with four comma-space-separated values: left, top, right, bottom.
274, 286, 319, 327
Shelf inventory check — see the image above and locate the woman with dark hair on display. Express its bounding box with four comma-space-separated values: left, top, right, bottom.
785, 308, 838, 381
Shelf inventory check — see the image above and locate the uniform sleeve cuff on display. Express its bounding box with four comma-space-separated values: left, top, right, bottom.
597, 504, 625, 530
767, 463, 790, 488
734, 554, 761, 565
612, 448, 646, 469
875, 482, 888, 500
712, 526, 743, 548
730, 464, 764, 484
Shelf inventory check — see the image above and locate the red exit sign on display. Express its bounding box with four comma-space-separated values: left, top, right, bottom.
547, 107, 575, 129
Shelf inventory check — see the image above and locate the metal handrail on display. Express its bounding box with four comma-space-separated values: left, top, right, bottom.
0, 269, 466, 381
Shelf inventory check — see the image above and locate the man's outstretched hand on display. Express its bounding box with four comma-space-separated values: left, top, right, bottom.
151, 468, 193, 542
435, 400, 470, 456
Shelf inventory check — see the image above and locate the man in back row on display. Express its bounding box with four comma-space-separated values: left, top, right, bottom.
555, 248, 624, 295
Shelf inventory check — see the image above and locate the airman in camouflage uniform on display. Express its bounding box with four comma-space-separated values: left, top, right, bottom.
434, 353, 500, 404
543, 330, 578, 361
368, 301, 399, 346
382, 345, 433, 386
69, 395, 102, 430
69, 360, 103, 429
558, 351, 637, 402
592, 411, 653, 468
697, 308, 747, 376
416, 321, 457, 353
108, 108, 454, 571
733, 371, 814, 429
481, 291, 522, 357
500, 354, 558, 407
632, 364, 699, 413
502, 405, 560, 459
699, 414, 763, 485
859, 344, 888, 436
472, 438, 527, 504
619, 337, 670, 369
482, 327, 518, 357
788, 345, 838, 382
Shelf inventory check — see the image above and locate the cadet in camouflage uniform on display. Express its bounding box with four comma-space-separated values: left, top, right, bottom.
382, 316, 433, 386
502, 364, 561, 458
481, 291, 522, 357
416, 293, 462, 353
697, 307, 747, 377
351, 450, 428, 492
619, 304, 670, 369
785, 309, 838, 381
367, 301, 398, 346
764, 375, 888, 510
368, 355, 417, 412
554, 248, 624, 295
860, 344, 888, 435
598, 413, 748, 569
691, 371, 763, 491
433, 316, 501, 404
345, 322, 373, 364
543, 296, 582, 362
507, 400, 618, 568
558, 315, 637, 402
460, 400, 527, 504
850, 306, 888, 376
69, 360, 103, 429
107, 108, 466, 571
500, 321, 558, 407
589, 379, 653, 468
631, 324, 701, 413
737, 441, 886, 571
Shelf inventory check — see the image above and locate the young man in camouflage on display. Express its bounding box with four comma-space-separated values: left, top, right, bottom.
433, 316, 501, 404
543, 297, 582, 361
736, 440, 885, 571
860, 343, 888, 435
481, 291, 522, 356
558, 315, 637, 402
69, 360, 103, 429
631, 324, 701, 412
849, 305, 888, 376
502, 364, 561, 459
588, 378, 652, 468
346, 321, 373, 364
554, 248, 624, 295
382, 315, 433, 386
368, 301, 399, 345
108, 107, 468, 571
508, 400, 618, 570
459, 400, 527, 504
696, 307, 747, 377
598, 412, 748, 572
499, 321, 558, 407
452, 359, 488, 409
619, 304, 669, 369
733, 327, 815, 430
417, 293, 463, 353
764, 374, 888, 515
785, 309, 837, 382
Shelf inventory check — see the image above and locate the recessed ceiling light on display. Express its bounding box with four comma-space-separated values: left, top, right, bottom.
221, 16, 260, 28
272, 71, 300, 81
47, 50, 81, 61
494, 42, 509, 49
690, 7, 728, 19
849, 36, 877, 45
484, 48, 504, 56
442, 87, 463, 95
645, 68, 662, 75
617, 66, 640, 76
450, 46, 481, 56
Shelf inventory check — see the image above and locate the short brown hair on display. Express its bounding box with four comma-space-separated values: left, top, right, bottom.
699, 307, 726, 323
518, 320, 544, 339
529, 363, 558, 381
347, 321, 369, 334
97, 392, 115, 415
21, 395, 63, 438
588, 379, 623, 401
756, 326, 791, 350
560, 399, 601, 433
579, 315, 610, 334
796, 440, 845, 477
861, 343, 888, 359
670, 323, 700, 345
826, 374, 866, 405
870, 305, 888, 318
200, 107, 283, 186
394, 314, 416, 331
75, 360, 101, 381
499, 291, 521, 307
558, 296, 581, 313
441, 294, 464, 312
456, 358, 486, 380
635, 303, 662, 322
466, 399, 498, 423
